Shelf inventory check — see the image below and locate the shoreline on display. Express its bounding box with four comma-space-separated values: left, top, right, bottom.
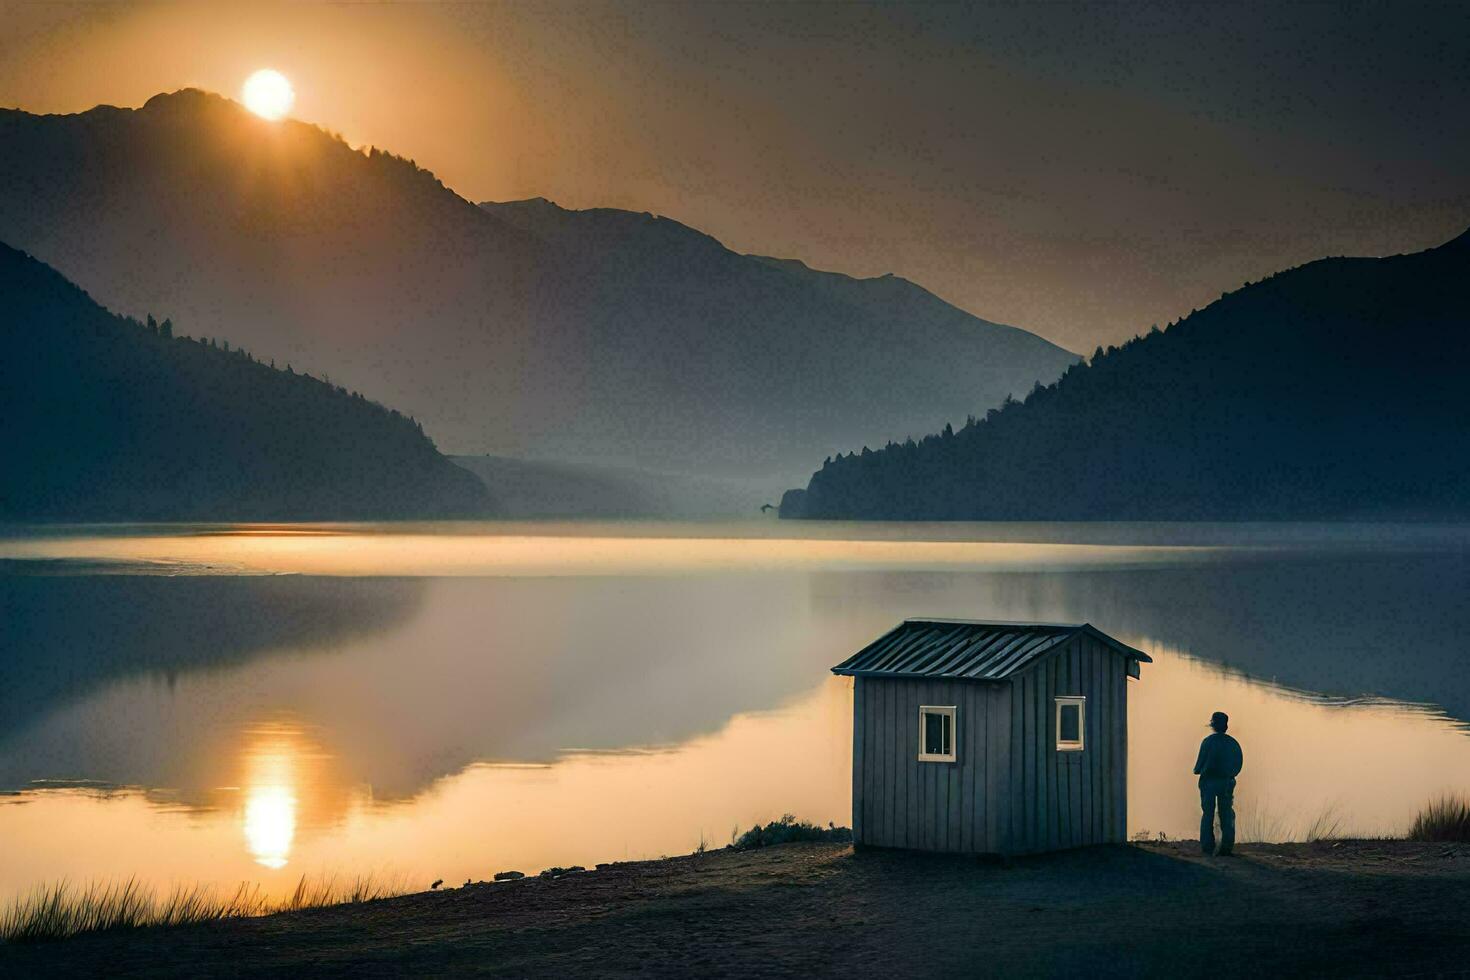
6, 839, 1469, 976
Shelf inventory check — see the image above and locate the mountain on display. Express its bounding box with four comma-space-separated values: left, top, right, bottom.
782, 230, 1470, 520
0, 90, 1078, 481
0, 242, 491, 520
479, 198, 1079, 476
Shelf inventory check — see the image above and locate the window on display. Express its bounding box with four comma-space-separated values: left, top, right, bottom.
918, 705, 956, 762
1055, 696, 1085, 752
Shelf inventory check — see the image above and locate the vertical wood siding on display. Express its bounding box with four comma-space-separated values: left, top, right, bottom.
850, 636, 1133, 854
1005, 634, 1130, 854
851, 676, 1010, 852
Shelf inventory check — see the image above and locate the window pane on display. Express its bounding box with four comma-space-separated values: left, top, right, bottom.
942, 713, 952, 756
1060, 704, 1081, 743
925, 711, 944, 754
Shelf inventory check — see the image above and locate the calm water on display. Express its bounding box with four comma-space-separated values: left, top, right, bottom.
1, 522, 1468, 901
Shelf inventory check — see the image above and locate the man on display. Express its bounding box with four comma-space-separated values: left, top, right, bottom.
1194, 711, 1244, 856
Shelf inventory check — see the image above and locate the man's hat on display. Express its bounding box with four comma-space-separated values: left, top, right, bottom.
1209, 711, 1229, 730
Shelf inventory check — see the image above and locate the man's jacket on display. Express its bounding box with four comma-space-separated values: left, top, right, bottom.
1193, 732, 1243, 785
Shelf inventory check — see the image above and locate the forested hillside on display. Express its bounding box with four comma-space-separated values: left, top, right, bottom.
783, 230, 1470, 520
0, 242, 491, 520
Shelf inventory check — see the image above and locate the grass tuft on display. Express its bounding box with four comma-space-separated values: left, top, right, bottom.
1302, 802, 1346, 842
1408, 794, 1470, 842
1, 872, 406, 944
729, 814, 852, 851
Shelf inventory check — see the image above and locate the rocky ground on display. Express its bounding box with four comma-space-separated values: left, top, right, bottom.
5, 840, 1470, 977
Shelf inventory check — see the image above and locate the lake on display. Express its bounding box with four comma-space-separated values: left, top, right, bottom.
2, 521, 1467, 901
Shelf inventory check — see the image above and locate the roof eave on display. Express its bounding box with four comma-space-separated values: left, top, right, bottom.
1078, 623, 1153, 663
831, 667, 1005, 682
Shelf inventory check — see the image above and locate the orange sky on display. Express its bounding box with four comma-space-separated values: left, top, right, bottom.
2, 1, 1466, 351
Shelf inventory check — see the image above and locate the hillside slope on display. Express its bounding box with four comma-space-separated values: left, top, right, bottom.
5, 843, 1469, 978
0, 242, 491, 520
0, 92, 1077, 479
784, 230, 1470, 520
480, 199, 1077, 477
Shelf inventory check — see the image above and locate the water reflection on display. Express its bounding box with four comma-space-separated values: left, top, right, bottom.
0, 523, 1466, 902
805, 548, 1470, 723
0, 574, 822, 798
1129, 649, 1470, 840
239, 725, 304, 868
3, 671, 1466, 904
0, 572, 425, 747
0, 682, 851, 901
243, 786, 295, 869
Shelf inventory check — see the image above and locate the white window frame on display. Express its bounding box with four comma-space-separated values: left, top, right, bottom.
917, 705, 957, 763
1055, 696, 1085, 752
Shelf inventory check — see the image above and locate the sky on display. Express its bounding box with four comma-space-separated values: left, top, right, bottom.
2, 0, 1467, 353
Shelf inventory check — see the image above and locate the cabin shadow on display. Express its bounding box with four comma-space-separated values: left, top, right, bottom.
842, 839, 1235, 897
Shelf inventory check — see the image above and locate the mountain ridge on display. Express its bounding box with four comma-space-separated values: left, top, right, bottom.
484, 196, 1058, 349
782, 228, 1470, 520
0, 90, 1079, 480
0, 240, 493, 521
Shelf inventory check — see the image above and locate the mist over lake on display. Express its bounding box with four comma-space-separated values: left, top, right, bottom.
3, 521, 1465, 901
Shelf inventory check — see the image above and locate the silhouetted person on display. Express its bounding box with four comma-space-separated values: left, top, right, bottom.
1194, 711, 1243, 856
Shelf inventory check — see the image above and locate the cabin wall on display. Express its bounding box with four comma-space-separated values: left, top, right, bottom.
1005, 635, 1130, 854
851, 676, 1012, 853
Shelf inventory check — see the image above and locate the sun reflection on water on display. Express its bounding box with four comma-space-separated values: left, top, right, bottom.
243, 784, 296, 868
238, 723, 325, 869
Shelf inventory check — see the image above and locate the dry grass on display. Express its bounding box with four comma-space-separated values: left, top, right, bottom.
1408, 794, 1470, 842
1, 872, 405, 944
1235, 798, 1349, 843
1235, 797, 1291, 844
1301, 802, 1347, 842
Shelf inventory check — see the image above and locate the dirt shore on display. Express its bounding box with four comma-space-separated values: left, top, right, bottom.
5, 840, 1470, 977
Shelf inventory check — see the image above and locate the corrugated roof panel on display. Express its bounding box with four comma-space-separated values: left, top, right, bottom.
831, 620, 1151, 682
876, 626, 934, 672
927, 631, 993, 675
948, 632, 1018, 676
988, 632, 1057, 678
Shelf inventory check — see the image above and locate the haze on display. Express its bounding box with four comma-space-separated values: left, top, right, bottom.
2, 0, 1467, 351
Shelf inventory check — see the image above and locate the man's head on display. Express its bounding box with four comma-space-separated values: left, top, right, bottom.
1209, 711, 1229, 733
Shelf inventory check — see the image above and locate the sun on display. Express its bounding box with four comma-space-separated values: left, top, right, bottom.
242, 69, 295, 121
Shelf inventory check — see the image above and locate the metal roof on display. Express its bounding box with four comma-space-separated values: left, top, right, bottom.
830, 619, 1151, 682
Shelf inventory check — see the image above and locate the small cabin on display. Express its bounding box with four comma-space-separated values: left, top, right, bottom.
832, 619, 1150, 856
